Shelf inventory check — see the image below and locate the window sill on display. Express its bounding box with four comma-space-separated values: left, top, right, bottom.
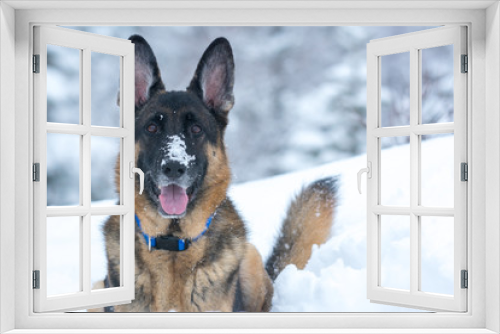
3, 329, 498, 334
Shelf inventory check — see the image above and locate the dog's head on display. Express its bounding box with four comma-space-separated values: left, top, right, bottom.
130, 35, 234, 219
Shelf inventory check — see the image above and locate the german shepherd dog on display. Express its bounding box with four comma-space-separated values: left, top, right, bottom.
91, 35, 337, 312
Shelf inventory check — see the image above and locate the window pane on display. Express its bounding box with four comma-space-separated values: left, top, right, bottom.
47, 216, 81, 296
380, 215, 410, 290
380, 136, 410, 206
47, 133, 80, 206
47, 44, 80, 124
381, 52, 410, 127
91, 52, 121, 127
91, 136, 121, 205
420, 216, 454, 295
91, 215, 120, 290
421, 133, 454, 208
421, 45, 454, 124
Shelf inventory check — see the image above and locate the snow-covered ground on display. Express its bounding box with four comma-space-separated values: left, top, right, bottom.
47, 135, 454, 312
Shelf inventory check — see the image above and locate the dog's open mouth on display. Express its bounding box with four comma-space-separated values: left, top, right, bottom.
159, 184, 189, 216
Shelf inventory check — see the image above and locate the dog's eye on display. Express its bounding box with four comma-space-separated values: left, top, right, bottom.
191, 125, 202, 134
146, 124, 158, 133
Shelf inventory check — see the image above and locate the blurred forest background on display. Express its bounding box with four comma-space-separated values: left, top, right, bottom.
46, 26, 453, 205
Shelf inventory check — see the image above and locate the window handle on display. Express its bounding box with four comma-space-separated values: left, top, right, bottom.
129, 162, 144, 195
357, 162, 372, 194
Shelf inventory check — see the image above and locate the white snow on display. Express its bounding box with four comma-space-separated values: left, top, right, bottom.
161, 135, 195, 168
47, 136, 453, 312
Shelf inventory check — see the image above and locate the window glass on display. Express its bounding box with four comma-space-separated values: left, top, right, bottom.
47, 133, 80, 206
381, 52, 410, 127
421, 133, 454, 208
47, 44, 80, 124
91, 137, 121, 205
421, 45, 454, 124
91, 52, 121, 127
380, 136, 410, 206
380, 215, 411, 290
91, 215, 120, 290
47, 216, 81, 296
420, 216, 454, 295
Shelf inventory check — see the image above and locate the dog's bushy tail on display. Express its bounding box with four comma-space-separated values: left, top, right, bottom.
265, 177, 338, 281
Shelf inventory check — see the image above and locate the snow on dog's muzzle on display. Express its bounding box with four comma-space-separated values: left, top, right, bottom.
157, 135, 197, 216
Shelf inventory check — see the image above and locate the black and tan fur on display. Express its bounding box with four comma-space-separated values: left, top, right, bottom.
90, 36, 337, 312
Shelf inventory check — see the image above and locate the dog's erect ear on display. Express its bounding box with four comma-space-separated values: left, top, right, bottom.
187, 37, 235, 118
129, 35, 164, 109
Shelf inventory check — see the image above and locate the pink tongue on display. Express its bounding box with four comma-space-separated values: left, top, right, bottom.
159, 185, 189, 215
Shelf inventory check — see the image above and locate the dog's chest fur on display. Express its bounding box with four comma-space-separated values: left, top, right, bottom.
138, 242, 205, 312
107, 207, 247, 312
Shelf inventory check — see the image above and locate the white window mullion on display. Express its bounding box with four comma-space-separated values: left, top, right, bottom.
413, 123, 454, 135
46, 206, 130, 217
409, 47, 419, 295
81, 48, 92, 295
45, 123, 130, 137
373, 123, 454, 138
372, 126, 411, 137
81, 215, 90, 294
82, 48, 91, 210
372, 206, 455, 216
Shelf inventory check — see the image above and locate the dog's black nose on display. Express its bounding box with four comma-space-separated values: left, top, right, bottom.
162, 161, 186, 178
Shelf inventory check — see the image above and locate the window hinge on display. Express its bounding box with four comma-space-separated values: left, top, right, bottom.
461, 162, 468, 182
33, 270, 40, 289
33, 163, 40, 182
461, 54, 468, 73
461, 270, 468, 289
33, 54, 40, 73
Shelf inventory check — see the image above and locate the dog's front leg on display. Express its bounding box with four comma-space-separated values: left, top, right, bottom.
184, 269, 234, 312
238, 243, 274, 312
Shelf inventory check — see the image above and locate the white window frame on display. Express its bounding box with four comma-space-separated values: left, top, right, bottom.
32, 25, 136, 312
1, 1, 499, 333
366, 26, 467, 312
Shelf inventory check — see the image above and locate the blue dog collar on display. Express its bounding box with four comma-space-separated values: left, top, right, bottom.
135, 213, 214, 252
